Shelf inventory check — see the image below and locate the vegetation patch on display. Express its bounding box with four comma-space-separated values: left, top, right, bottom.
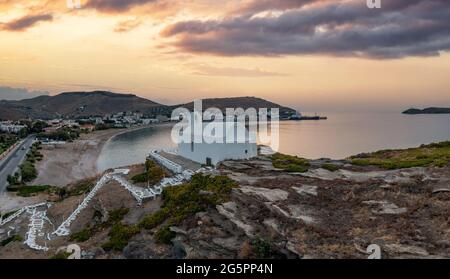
60, 178, 97, 199
38, 127, 80, 141
17, 185, 54, 197
69, 228, 94, 242
239, 237, 284, 259
0, 134, 18, 155
0, 210, 18, 219
321, 163, 340, 172
6, 142, 43, 189
70, 208, 131, 244
139, 174, 237, 244
1, 235, 22, 247
131, 159, 165, 184
50, 251, 71, 259
154, 225, 175, 245
102, 223, 139, 251
271, 153, 310, 173
350, 141, 450, 169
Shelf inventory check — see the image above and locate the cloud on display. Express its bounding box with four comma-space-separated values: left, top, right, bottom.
85, 0, 158, 12
188, 64, 287, 77
0, 13, 53, 32
0, 86, 49, 100
162, 0, 450, 59
236, 0, 323, 14
114, 18, 142, 32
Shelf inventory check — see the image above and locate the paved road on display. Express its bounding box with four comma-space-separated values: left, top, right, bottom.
0, 135, 35, 193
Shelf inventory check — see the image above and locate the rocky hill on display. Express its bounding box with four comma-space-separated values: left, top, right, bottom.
1, 143, 448, 259
174, 97, 297, 119
403, 107, 450, 114
0, 92, 297, 120
0, 91, 167, 120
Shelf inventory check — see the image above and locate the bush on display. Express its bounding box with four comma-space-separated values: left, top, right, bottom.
50, 251, 71, 259
17, 185, 52, 197
64, 178, 96, 197
350, 141, 450, 169
322, 163, 340, 172
70, 228, 94, 242
154, 226, 175, 245
103, 208, 130, 227
131, 172, 148, 183
271, 153, 310, 173
139, 174, 237, 245
6, 172, 20, 186
102, 223, 139, 251
0, 210, 19, 219
19, 161, 37, 182
132, 160, 165, 184
139, 207, 170, 230
1, 235, 22, 247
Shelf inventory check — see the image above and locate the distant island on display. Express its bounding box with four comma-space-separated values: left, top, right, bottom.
403, 107, 450, 115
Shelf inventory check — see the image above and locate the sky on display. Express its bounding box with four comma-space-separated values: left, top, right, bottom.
0, 0, 449, 112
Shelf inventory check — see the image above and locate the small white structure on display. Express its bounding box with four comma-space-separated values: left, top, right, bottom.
0, 122, 26, 134
177, 121, 257, 166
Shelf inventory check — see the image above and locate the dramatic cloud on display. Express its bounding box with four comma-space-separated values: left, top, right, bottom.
0, 13, 53, 32
86, 0, 158, 12
162, 0, 450, 59
0, 86, 49, 100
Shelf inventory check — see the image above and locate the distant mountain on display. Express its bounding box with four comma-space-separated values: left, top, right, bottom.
403, 107, 450, 115
0, 92, 298, 120
0, 91, 168, 120
174, 97, 297, 118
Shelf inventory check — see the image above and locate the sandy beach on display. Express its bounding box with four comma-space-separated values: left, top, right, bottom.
33, 127, 147, 187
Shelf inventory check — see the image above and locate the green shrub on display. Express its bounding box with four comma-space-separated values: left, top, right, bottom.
102, 223, 139, 251
70, 228, 94, 242
103, 208, 130, 227
271, 153, 310, 173
0, 209, 18, 219
17, 185, 52, 197
132, 160, 165, 184
154, 226, 175, 245
139, 174, 237, 245
19, 161, 38, 182
65, 179, 96, 197
1, 235, 22, 247
50, 251, 71, 259
251, 238, 275, 259
139, 207, 170, 230
322, 163, 340, 172
350, 141, 450, 169
131, 172, 148, 183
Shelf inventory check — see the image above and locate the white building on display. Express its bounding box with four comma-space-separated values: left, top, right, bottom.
177, 120, 257, 166
0, 122, 26, 134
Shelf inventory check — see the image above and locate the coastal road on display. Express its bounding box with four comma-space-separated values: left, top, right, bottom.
0, 135, 35, 194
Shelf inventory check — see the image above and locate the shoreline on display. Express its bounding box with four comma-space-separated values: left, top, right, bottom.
32, 125, 159, 188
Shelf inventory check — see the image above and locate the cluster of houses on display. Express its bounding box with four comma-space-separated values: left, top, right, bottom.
42, 112, 171, 133
0, 121, 26, 134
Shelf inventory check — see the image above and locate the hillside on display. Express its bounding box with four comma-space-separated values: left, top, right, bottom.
174, 97, 297, 118
0, 92, 298, 120
0, 91, 167, 120
403, 107, 450, 115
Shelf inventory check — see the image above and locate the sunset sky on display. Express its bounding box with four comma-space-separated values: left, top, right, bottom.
0, 0, 449, 112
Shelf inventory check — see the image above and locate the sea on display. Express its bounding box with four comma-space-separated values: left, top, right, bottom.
97, 112, 450, 171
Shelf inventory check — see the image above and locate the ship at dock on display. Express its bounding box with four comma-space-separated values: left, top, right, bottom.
288, 112, 327, 121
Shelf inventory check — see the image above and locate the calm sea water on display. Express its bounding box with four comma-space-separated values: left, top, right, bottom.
97, 113, 450, 171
